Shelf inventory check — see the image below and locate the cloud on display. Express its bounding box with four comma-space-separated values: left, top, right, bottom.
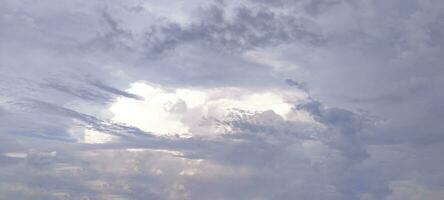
1, 0, 444, 199
109, 82, 307, 137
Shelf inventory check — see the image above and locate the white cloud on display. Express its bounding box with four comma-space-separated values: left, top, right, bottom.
109, 81, 309, 137
83, 129, 115, 144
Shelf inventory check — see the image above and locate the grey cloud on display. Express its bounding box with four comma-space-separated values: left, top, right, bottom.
0, 100, 380, 199
20, 99, 149, 138
41, 79, 142, 103
285, 79, 310, 92
45, 81, 112, 103
87, 1, 323, 56
89, 81, 143, 100
296, 100, 371, 161
1, 0, 444, 199
146, 3, 323, 54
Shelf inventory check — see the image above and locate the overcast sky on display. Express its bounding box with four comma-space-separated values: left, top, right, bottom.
1, 0, 444, 199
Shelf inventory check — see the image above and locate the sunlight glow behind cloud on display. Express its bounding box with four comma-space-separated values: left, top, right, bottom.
109, 82, 308, 137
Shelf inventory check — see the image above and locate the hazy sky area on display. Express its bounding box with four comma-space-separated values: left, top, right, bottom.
1, 0, 444, 199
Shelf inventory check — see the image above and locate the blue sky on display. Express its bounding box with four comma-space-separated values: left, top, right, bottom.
1, 0, 444, 199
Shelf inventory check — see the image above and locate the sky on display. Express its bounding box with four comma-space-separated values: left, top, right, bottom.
1, 0, 444, 199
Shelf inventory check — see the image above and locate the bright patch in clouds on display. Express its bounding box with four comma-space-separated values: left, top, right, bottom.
109, 82, 308, 137
84, 129, 115, 144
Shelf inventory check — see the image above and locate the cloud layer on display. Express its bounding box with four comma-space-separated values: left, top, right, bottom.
1, 0, 444, 199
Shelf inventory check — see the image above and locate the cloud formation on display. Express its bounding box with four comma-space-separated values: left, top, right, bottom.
1, 0, 444, 199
